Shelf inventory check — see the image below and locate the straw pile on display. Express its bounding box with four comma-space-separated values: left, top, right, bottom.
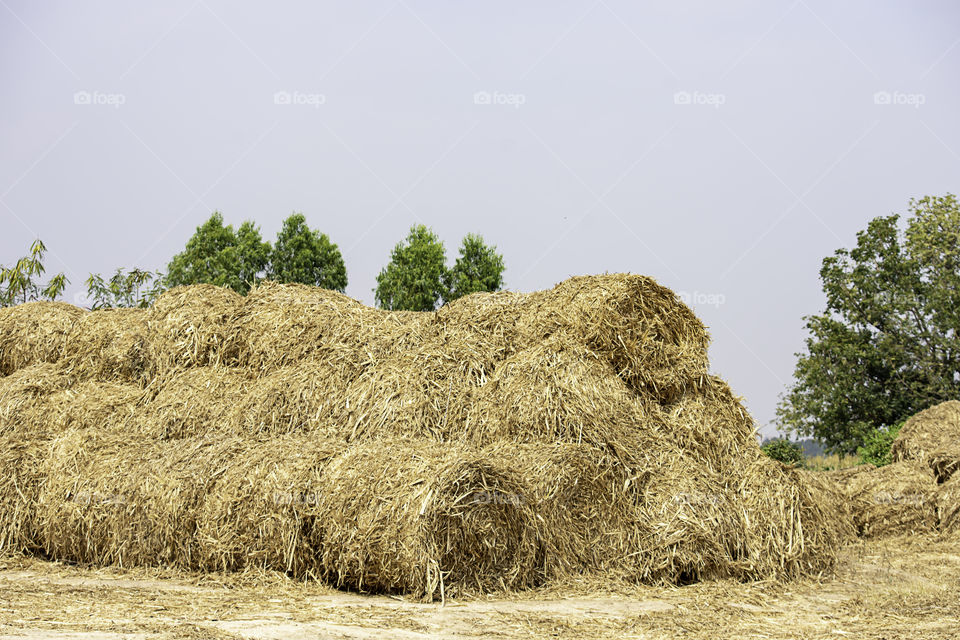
147, 285, 241, 374
60, 308, 153, 386
0, 302, 83, 375
832, 461, 939, 538
891, 400, 960, 484
0, 274, 848, 597
938, 475, 960, 536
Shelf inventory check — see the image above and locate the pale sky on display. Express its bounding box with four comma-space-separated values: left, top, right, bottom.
2, 0, 958, 437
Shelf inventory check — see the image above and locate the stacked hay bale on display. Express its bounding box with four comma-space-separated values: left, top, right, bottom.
0, 274, 848, 598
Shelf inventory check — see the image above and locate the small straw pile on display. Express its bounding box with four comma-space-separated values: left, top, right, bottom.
892, 400, 960, 483
0, 302, 83, 375
831, 461, 939, 538
0, 274, 848, 597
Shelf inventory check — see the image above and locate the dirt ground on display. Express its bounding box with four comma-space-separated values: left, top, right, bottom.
1, 535, 957, 639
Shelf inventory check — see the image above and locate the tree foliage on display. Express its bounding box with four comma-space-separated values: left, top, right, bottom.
760, 439, 804, 466
856, 421, 904, 467
0, 239, 68, 306
85, 268, 165, 309
444, 233, 505, 302
165, 212, 270, 294
268, 213, 347, 292
778, 194, 960, 453
375, 225, 448, 311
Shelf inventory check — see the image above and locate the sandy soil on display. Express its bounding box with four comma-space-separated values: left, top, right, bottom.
1, 535, 957, 639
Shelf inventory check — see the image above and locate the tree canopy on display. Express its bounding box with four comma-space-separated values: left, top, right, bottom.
165, 212, 270, 294
374, 225, 448, 311
268, 213, 347, 292
777, 194, 960, 453
444, 233, 505, 302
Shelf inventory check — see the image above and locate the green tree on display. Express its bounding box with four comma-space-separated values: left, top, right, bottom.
856, 421, 904, 467
444, 233, 505, 302
777, 194, 960, 454
269, 213, 347, 292
0, 239, 68, 306
375, 224, 447, 311
86, 268, 165, 309
166, 212, 270, 294
760, 439, 804, 466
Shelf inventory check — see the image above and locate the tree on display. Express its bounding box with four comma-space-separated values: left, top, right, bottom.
166, 212, 270, 294
760, 439, 803, 466
269, 213, 347, 292
777, 194, 960, 454
0, 239, 68, 306
86, 268, 165, 309
375, 225, 447, 311
444, 233, 505, 302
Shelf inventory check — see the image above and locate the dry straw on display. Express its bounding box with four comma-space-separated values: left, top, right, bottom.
892, 400, 960, 482
37, 430, 247, 569
0, 274, 851, 596
938, 474, 960, 535
0, 301, 83, 375
313, 438, 543, 599
195, 434, 340, 576
836, 461, 939, 538
60, 308, 154, 386
147, 284, 241, 374
137, 366, 254, 439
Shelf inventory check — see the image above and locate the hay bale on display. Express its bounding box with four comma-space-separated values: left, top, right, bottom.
314, 438, 542, 598
226, 360, 351, 439
196, 434, 340, 575
659, 376, 757, 470
47, 381, 142, 433
892, 401, 960, 483
841, 461, 939, 538
0, 432, 50, 553
460, 335, 645, 448
0, 363, 70, 437
0, 301, 84, 375
147, 284, 241, 373
138, 366, 254, 439
226, 281, 428, 375
37, 430, 245, 569
512, 275, 710, 402
60, 308, 154, 385
627, 454, 848, 583
501, 442, 641, 581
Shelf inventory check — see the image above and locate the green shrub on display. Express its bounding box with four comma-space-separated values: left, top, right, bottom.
856, 421, 904, 467
761, 438, 804, 465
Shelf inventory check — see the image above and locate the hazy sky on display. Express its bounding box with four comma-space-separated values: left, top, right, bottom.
2, 1, 958, 437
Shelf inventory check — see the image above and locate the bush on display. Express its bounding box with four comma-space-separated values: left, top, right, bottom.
856, 421, 903, 467
761, 438, 804, 465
